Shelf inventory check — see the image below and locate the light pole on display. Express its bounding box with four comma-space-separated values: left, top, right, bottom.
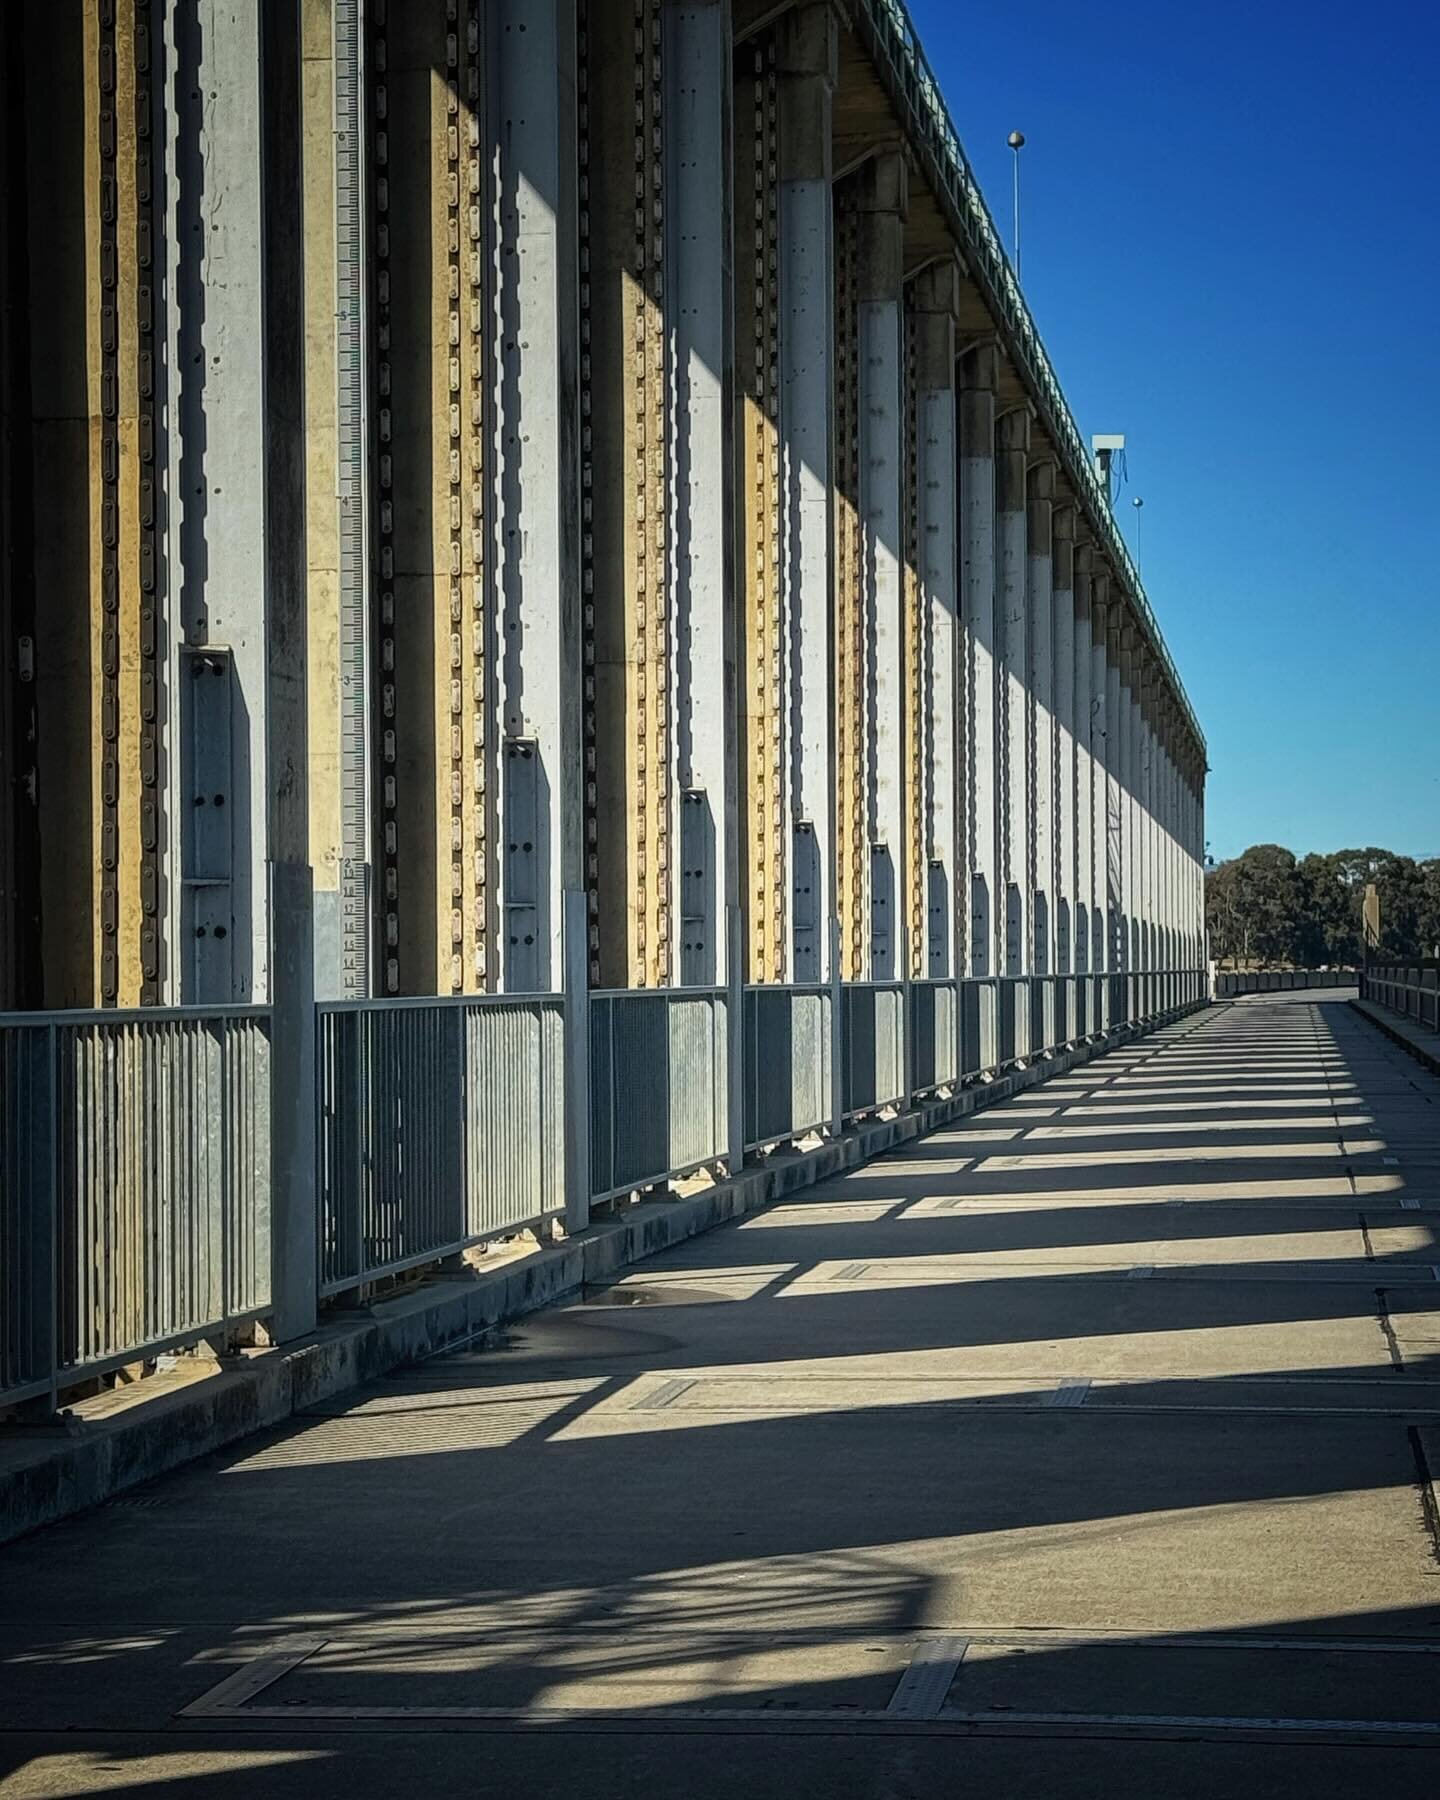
1132, 494, 1145, 579
1008, 131, 1025, 277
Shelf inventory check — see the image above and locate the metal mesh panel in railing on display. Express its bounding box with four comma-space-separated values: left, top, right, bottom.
589, 988, 728, 1202
743, 985, 832, 1150
997, 976, 1030, 1064
317, 995, 564, 1297
1072, 973, 1089, 1038
842, 983, 906, 1118
1029, 976, 1054, 1058
910, 979, 958, 1094
960, 978, 998, 1076
1, 1008, 271, 1411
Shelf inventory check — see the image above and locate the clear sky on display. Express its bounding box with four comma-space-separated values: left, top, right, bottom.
909, 0, 1440, 863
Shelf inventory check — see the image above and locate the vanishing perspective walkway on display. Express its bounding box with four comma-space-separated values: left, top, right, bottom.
4, 993, 1440, 1796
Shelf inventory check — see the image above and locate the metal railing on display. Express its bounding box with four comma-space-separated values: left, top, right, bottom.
853, 0, 1203, 756
1215, 969, 1359, 997
4, 965, 1209, 1412
1361, 966, 1440, 1033
1, 1007, 271, 1411
743, 984, 832, 1150
589, 987, 729, 1203
316, 994, 564, 1298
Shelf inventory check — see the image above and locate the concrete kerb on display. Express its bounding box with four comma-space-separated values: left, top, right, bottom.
1351, 995, 1440, 1079
0, 999, 1208, 1546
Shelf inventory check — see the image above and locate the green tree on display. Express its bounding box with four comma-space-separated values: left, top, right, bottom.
1415, 859, 1440, 958
1206, 844, 1309, 966
1207, 843, 1437, 967
1299, 851, 1361, 964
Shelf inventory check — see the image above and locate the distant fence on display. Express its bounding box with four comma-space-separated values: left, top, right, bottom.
2, 964, 1208, 1414
1214, 969, 1357, 997
1361, 966, 1440, 1034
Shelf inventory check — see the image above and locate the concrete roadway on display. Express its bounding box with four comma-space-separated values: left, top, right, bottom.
3, 993, 1440, 1797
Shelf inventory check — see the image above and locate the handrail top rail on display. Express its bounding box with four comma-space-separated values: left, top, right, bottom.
317, 990, 563, 1015
0, 1003, 272, 1028
589, 984, 727, 1001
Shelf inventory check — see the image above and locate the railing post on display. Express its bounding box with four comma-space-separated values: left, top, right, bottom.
727, 903, 745, 1177
829, 915, 844, 1136
562, 888, 591, 1235
38, 1025, 60, 1414
900, 925, 914, 1108
269, 862, 318, 1343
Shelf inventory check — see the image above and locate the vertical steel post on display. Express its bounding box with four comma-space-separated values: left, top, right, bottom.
996, 408, 1030, 985
1027, 460, 1054, 980
909, 263, 959, 981
1052, 507, 1075, 995
665, 0, 733, 991
726, 902, 745, 1175
562, 888, 591, 1235
263, 0, 317, 1342
829, 913, 844, 1135
492, 0, 582, 995
778, 5, 836, 985
333, 0, 371, 1000
959, 346, 999, 982
852, 154, 907, 982
1073, 542, 1092, 998
900, 923, 913, 1109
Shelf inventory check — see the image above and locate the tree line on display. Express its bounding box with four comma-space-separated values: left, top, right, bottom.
1205, 845, 1440, 967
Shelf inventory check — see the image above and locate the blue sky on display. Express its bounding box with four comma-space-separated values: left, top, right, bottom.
909, 0, 1440, 862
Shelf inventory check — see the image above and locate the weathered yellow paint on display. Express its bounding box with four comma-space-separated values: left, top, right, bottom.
457, 60, 487, 995
114, 0, 144, 1006
739, 390, 785, 982
424, 58, 455, 993
585, 0, 671, 992
379, 12, 490, 997
300, 0, 342, 909
733, 42, 786, 985
23, 9, 92, 1004
623, 263, 672, 991
83, 0, 108, 1000
833, 201, 866, 980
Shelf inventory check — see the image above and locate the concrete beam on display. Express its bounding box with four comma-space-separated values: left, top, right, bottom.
1072, 540, 1093, 978
662, 0, 733, 986
908, 260, 959, 979
854, 153, 906, 980
959, 342, 998, 980
1052, 505, 1075, 978
1026, 458, 1054, 976
586, 0, 675, 987
996, 405, 1030, 979
1089, 570, 1110, 983
299, 0, 357, 1000
1105, 601, 1125, 988
778, 3, 837, 983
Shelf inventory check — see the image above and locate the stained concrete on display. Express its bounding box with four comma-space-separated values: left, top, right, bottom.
3, 992, 1440, 1796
